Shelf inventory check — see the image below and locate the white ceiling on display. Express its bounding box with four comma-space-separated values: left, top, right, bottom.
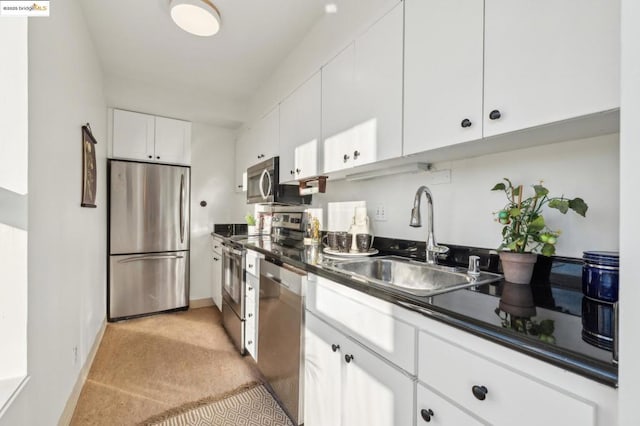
80, 0, 327, 124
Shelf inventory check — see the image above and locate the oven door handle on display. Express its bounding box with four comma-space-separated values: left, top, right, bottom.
263, 271, 290, 288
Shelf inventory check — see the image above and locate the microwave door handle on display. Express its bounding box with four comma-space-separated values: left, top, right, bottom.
266, 171, 272, 198
259, 169, 272, 200
259, 169, 267, 199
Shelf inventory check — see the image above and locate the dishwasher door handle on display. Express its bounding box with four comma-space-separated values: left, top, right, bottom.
264, 271, 290, 288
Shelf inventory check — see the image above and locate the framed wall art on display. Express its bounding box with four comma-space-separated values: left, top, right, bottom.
81, 123, 98, 208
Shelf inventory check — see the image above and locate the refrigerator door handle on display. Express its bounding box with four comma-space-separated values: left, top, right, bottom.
179, 173, 185, 244
118, 254, 185, 264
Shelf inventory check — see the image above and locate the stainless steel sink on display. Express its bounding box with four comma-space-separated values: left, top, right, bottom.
325, 255, 502, 297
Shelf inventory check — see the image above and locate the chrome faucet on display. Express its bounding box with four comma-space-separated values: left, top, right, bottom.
410, 185, 449, 264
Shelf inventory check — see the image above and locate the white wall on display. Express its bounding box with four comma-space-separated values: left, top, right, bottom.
313, 133, 619, 257
189, 123, 244, 301
0, 18, 28, 386
619, 0, 640, 422
104, 74, 247, 129
0, 18, 28, 196
0, 0, 107, 423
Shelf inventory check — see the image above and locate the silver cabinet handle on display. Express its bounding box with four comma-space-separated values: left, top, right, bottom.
179, 173, 185, 244
119, 254, 184, 263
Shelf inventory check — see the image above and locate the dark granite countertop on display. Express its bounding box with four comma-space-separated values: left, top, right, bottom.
213, 232, 618, 387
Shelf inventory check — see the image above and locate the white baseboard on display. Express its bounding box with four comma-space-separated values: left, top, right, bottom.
190, 298, 214, 309
58, 319, 107, 426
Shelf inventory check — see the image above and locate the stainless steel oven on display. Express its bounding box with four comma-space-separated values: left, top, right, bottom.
246, 157, 311, 205
221, 240, 246, 354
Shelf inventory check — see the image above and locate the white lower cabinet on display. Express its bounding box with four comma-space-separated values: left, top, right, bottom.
416, 383, 482, 426
210, 236, 223, 309
305, 311, 414, 426
305, 311, 343, 426
245, 273, 259, 360
304, 275, 617, 425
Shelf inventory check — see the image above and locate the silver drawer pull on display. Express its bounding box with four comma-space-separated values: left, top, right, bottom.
119, 254, 184, 263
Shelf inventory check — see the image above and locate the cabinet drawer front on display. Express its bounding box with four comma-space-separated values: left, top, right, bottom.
245, 251, 260, 276
245, 274, 258, 305
417, 383, 483, 426
418, 331, 595, 425
308, 276, 416, 374
211, 237, 223, 255
245, 317, 257, 359
109, 252, 188, 319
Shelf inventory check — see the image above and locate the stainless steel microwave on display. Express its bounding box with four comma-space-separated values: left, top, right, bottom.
246, 157, 312, 205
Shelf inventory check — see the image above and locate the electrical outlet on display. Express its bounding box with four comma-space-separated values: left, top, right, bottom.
73, 346, 78, 365
374, 204, 387, 221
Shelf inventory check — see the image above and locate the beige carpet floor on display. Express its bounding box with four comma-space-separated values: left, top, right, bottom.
70, 307, 261, 426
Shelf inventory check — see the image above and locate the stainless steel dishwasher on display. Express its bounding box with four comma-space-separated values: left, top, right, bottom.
258, 256, 306, 426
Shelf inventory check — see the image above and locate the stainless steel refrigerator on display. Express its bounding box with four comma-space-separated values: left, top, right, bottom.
108, 160, 190, 321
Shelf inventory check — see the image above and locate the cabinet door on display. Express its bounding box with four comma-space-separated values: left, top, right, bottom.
483, 0, 620, 137
341, 337, 414, 426
404, 0, 483, 155
154, 116, 191, 165
112, 109, 155, 161
234, 128, 252, 192
305, 312, 343, 426
322, 43, 357, 174
253, 106, 280, 162
417, 383, 483, 426
211, 254, 222, 310
352, 3, 403, 167
280, 72, 322, 182
294, 140, 319, 180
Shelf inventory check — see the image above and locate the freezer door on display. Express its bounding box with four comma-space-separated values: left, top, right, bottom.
109, 252, 189, 320
109, 161, 190, 254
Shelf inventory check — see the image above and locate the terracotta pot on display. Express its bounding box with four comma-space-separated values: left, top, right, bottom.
499, 282, 537, 318
499, 252, 538, 284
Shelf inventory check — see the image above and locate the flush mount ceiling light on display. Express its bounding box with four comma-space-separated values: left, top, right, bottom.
170, 0, 221, 37
325, 3, 338, 14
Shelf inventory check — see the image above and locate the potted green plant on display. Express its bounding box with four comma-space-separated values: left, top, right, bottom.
491, 178, 588, 284
245, 214, 258, 235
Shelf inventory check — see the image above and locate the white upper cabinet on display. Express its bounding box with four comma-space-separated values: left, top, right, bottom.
322, 3, 403, 174
280, 72, 322, 182
483, 0, 620, 137
234, 127, 252, 192
111, 109, 191, 165
294, 140, 319, 181
322, 42, 357, 174
154, 116, 191, 165
404, 0, 484, 155
112, 109, 155, 161
252, 105, 279, 164
352, 2, 403, 167
404, 0, 620, 156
